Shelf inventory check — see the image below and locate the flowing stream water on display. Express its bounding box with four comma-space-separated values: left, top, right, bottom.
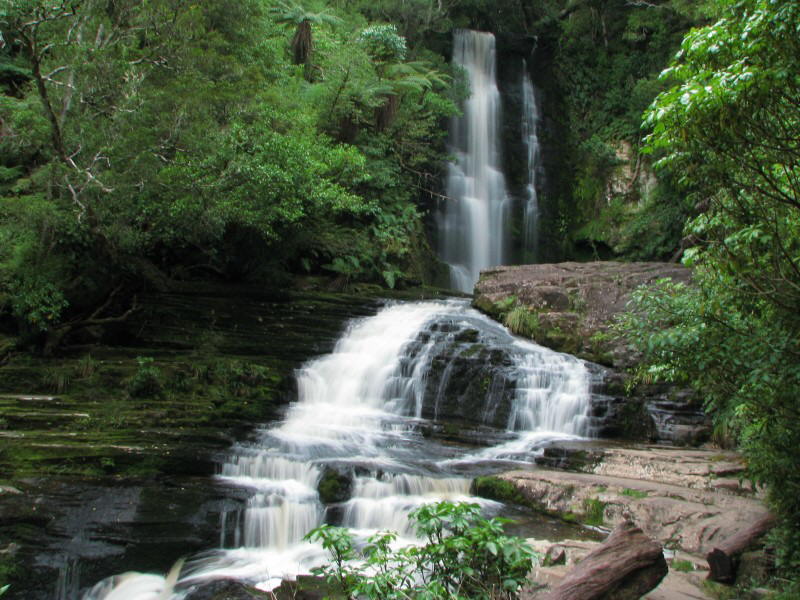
82, 300, 592, 599
438, 30, 511, 293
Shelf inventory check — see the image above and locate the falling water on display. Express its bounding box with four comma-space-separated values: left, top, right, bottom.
82, 301, 591, 599
521, 63, 542, 261
438, 30, 511, 293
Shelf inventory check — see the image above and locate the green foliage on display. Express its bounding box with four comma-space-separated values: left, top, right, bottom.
532, 0, 703, 260
503, 306, 539, 338
621, 488, 648, 499
0, 0, 458, 350
306, 501, 537, 600
670, 559, 694, 573
41, 367, 70, 394
128, 357, 163, 398
582, 498, 605, 526
76, 354, 99, 379
357, 24, 407, 62
619, 0, 800, 583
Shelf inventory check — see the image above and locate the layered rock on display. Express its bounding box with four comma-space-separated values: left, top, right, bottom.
491, 446, 768, 557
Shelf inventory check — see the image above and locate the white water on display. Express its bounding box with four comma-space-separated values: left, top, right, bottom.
82, 300, 591, 599
521, 63, 542, 261
438, 30, 511, 293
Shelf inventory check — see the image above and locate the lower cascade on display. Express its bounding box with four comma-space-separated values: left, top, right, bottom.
82, 300, 592, 599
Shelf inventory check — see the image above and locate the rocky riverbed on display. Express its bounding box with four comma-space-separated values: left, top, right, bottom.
485, 443, 770, 599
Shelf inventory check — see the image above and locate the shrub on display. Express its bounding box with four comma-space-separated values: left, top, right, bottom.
128, 357, 163, 398
306, 501, 537, 599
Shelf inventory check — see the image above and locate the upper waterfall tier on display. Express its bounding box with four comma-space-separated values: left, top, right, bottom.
438, 30, 511, 293
522, 62, 542, 262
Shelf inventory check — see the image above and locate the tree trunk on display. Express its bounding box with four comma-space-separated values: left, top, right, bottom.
291, 19, 312, 66
706, 513, 776, 584
375, 94, 400, 131
541, 521, 667, 600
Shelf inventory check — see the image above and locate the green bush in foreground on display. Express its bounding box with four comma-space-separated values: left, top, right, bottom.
305, 501, 537, 600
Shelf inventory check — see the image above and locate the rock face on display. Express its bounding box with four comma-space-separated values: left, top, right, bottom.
474, 261, 709, 445
474, 261, 690, 367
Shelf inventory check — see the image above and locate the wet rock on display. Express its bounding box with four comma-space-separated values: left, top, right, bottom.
317, 466, 353, 504
184, 579, 271, 599
473, 262, 710, 445
403, 316, 518, 430
535, 442, 604, 472
497, 446, 767, 557
544, 544, 567, 566
272, 575, 328, 599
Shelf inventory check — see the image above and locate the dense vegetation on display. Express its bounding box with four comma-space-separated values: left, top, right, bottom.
0, 0, 718, 353
618, 0, 800, 593
3, 0, 799, 596
0, 0, 462, 354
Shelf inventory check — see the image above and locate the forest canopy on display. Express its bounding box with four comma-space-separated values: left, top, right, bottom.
0, 0, 459, 351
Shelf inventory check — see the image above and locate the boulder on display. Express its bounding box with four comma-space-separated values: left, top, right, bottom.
184, 579, 270, 599
474, 261, 690, 368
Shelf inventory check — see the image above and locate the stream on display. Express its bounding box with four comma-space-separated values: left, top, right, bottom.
81, 299, 596, 599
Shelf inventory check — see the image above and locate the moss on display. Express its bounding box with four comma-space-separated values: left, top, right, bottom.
472, 295, 505, 320
0, 353, 286, 479
0, 544, 19, 590
317, 468, 352, 504
670, 559, 694, 572
562, 512, 578, 523
540, 326, 580, 355
621, 488, 648, 499
471, 476, 528, 506
453, 328, 479, 343
459, 344, 483, 359
702, 580, 739, 600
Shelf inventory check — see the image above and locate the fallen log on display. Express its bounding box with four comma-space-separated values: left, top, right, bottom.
542, 520, 667, 600
706, 513, 776, 584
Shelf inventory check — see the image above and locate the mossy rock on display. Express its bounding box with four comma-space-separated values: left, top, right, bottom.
471, 476, 529, 507
317, 467, 353, 505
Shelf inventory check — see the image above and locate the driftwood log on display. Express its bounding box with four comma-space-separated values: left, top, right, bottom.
542, 521, 667, 600
706, 513, 776, 583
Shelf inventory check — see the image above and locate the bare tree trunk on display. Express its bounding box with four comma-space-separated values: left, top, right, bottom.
541, 521, 667, 600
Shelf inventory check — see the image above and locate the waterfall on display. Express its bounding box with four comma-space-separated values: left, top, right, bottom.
82, 300, 591, 599
438, 30, 511, 293
521, 63, 542, 261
